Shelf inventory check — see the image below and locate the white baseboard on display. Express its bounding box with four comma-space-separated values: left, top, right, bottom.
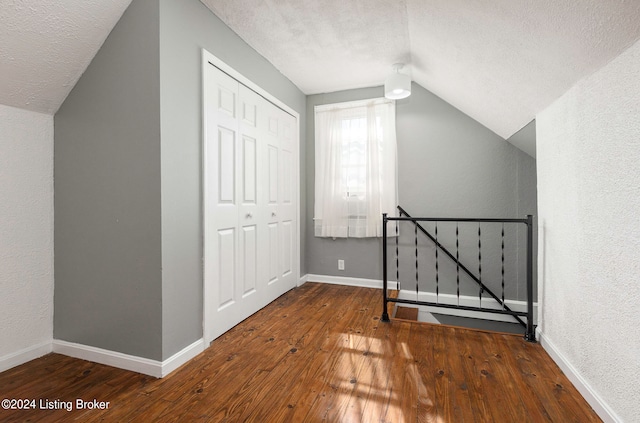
396, 289, 537, 324
159, 339, 206, 377
306, 274, 398, 290
52, 340, 162, 377
0, 341, 52, 373
298, 274, 308, 287
537, 329, 621, 423
305, 275, 531, 324
52, 338, 205, 378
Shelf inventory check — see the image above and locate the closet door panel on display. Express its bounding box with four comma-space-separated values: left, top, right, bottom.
217, 228, 236, 310
282, 150, 293, 205
242, 136, 257, 204
241, 225, 257, 296
218, 128, 236, 204
281, 220, 293, 277
267, 222, 279, 284
267, 146, 279, 205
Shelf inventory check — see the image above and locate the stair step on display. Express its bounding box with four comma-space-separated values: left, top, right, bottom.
394, 306, 419, 321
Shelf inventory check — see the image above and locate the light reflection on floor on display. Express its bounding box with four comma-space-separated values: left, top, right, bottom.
325, 332, 443, 423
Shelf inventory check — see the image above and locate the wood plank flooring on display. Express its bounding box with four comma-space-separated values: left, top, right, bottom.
394, 306, 419, 321
0, 282, 601, 422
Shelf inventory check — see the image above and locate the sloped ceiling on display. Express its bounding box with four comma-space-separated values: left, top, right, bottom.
1, 0, 639, 138
201, 0, 640, 139
0, 0, 132, 114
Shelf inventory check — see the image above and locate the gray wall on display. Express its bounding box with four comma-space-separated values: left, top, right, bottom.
306, 87, 386, 280
306, 83, 537, 300
54, 0, 163, 359
506, 119, 536, 158
158, 0, 306, 359
54, 0, 306, 361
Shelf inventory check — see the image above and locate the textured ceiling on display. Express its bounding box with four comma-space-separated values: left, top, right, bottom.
2, 0, 639, 138
201, 0, 640, 139
0, 0, 132, 114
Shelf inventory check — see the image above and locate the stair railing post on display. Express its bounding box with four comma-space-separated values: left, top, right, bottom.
525, 214, 536, 342
381, 213, 390, 322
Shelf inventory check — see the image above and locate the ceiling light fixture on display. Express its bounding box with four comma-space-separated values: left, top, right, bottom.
384, 63, 411, 100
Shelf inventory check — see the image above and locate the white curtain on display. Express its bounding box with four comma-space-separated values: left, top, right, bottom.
314, 98, 397, 238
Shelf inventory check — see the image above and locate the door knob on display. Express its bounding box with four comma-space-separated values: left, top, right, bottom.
246, 213, 253, 218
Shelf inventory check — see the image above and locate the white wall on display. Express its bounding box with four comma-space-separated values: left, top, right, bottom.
537, 39, 640, 423
0, 104, 54, 370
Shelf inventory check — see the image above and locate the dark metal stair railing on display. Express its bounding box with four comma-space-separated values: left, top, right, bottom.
397, 206, 525, 327
381, 207, 536, 342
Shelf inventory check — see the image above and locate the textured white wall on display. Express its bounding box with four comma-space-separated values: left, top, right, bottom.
537, 39, 640, 422
0, 104, 54, 361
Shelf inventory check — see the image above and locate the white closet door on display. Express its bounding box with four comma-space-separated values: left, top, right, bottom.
276, 108, 297, 292
237, 85, 263, 313
204, 61, 298, 343
204, 67, 244, 338
258, 103, 297, 300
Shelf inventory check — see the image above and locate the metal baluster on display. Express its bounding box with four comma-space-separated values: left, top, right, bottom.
415, 222, 419, 299
435, 222, 439, 304
501, 222, 505, 310
382, 213, 389, 322
478, 222, 482, 308
526, 215, 535, 342
456, 222, 460, 307
396, 220, 400, 292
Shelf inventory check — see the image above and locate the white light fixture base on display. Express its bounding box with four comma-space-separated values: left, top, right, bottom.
385, 63, 411, 99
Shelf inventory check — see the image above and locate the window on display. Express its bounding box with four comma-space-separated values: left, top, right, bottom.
314, 98, 397, 238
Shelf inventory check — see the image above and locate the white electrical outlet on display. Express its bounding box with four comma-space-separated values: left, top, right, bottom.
338, 259, 345, 270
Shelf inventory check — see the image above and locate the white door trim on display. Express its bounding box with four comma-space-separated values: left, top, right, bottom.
202, 49, 300, 344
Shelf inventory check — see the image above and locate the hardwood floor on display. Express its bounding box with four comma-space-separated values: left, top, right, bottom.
0, 283, 600, 422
